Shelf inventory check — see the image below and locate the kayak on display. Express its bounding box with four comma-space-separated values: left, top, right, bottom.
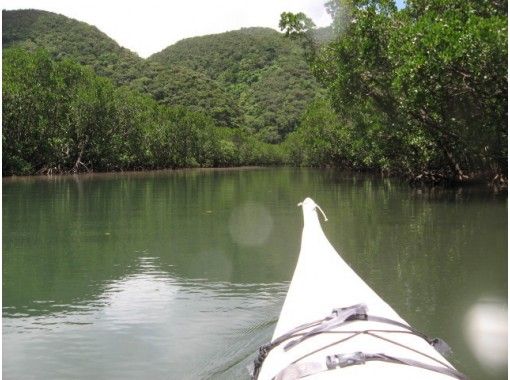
252, 198, 466, 380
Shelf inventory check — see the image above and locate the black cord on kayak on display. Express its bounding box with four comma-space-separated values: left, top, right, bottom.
251, 304, 463, 379
251, 317, 327, 379
329, 352, 467, 379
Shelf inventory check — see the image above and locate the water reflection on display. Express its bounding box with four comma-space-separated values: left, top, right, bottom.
4, 256, 288, 379
3, 168, 507, 379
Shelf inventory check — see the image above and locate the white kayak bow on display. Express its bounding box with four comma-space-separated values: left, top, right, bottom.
253, 198, 466, 380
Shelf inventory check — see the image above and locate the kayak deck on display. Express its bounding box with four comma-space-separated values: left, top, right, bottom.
254, 198, 465, 380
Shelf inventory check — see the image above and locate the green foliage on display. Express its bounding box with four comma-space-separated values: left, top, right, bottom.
4, 5, 505, 183
2, 9, 145, 86
241, 57, 321, 142
149, 28, 291, 83
2, 48, 155, 174
130, 64, 241, 129
148, 27, 321, 140
389, 1, 508, 177
281, 0, 507, 183
283, 98, 349, 166
279, 12, 316, 37
3, 48, 284, 175
3, 10, 321, 141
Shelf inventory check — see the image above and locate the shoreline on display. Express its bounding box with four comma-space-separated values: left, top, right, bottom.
1, 166, 269, 183
3, 166, 507, 193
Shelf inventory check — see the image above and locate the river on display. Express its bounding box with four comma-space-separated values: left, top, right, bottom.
3, 168, 507, 379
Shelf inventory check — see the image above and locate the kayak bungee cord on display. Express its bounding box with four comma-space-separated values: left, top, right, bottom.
251, 304, 467, 380
285, 307, 452, 356
252, 304, 366, 377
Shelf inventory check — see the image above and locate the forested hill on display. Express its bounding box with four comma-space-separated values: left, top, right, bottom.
147, 28, 321, 141
2, 9, 146, 86
3, 10, 321, 142
149, 28, 293, 82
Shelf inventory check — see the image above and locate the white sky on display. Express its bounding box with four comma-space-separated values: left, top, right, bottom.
2, 0, 333, 58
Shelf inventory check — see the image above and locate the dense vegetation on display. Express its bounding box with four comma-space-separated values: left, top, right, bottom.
2, 9, 146, 86
130, 64, 242, 129
281, 0, 507, 185
148, 28, 321, 141
2, 48, 282, 175
3, 4, 507, 186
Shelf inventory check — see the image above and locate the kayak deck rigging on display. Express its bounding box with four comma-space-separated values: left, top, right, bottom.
252, 198, 467, 380
252, 303, 465, 379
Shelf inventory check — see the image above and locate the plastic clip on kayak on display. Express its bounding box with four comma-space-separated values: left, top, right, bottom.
284, 304, 368, 351
430, 338, 453, 357
326, 352, 366, 369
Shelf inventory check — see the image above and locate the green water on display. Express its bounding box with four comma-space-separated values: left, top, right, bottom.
3, 168, 507, 379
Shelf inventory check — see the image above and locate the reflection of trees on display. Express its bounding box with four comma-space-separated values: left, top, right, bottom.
324, 178, 506, 314
3, 167, 506, 351
317, 177, 506, 379
3, 169, 301, 316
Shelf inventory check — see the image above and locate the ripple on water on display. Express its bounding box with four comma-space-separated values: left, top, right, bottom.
3, 271, 289, 380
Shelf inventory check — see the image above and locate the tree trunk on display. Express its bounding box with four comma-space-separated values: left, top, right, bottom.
73, 135, 89, 173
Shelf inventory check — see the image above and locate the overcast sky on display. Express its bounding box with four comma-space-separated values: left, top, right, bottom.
2, 0, 335, 58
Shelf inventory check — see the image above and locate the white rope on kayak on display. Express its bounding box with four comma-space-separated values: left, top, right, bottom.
297, 200, 328, 222
315, 204, 328, 222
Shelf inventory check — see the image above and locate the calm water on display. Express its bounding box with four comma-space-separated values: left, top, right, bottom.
3, 168, 507, 380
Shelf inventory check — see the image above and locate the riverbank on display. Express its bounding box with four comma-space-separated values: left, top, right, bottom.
3, 165, 507, 194
1, 166, 267, 183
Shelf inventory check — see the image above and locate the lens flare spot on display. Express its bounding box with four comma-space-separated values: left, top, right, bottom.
464, 297, 508, 373
228, 202, 273, 247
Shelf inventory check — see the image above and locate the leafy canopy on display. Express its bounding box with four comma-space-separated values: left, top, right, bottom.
280, 0, 507, 183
